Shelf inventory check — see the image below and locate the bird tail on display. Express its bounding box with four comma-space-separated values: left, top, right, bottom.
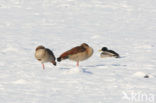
57, 56, 68, 62
57, 57, 62, 62
115, 55, 120, 58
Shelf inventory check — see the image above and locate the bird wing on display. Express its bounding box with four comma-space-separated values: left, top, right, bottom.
46, 48, 56, 60
59, 46, 86, 59
108, 50, 119, 57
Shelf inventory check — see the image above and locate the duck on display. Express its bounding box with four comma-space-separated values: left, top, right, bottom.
57, 43, 93, 67
99, 47, 120, 58
35, 45, 56, 69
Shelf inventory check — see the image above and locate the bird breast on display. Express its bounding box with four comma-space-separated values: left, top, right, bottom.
100, 52, 115, 58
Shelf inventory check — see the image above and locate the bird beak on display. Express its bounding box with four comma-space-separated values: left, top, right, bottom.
99, 50, 102, 52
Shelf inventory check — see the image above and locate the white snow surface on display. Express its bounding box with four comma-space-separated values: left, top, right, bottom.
0, 0, 156, 103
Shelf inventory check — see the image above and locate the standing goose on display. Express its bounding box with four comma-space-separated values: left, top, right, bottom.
35, 45, 56, 69
99, 47, 120, 58
57, 43, 93, 67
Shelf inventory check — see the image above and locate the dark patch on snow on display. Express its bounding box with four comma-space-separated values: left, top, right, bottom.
82, 68, 93, 75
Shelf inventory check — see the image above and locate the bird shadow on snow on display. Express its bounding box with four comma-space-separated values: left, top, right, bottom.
84, 63, 126, 68
85, 64, 105, 68
59, 67, 71, 70
59, 67, 93, 75
111, 64, 127, 67
81, 68, 93, 74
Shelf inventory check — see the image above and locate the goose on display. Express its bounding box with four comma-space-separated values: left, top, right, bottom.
57, 43, 93, 67
35, 45, 56, 69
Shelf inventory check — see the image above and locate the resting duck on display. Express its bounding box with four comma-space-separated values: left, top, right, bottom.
35, 45, 56, 69
99, 47, 120, 58
57, 43, 93, 67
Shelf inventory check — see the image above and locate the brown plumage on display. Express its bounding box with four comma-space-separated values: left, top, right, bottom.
57, 43, 93, 66
35, 45, 56, 69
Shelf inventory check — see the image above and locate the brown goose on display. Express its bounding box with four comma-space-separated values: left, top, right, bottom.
57, 43, 93, 67
35, 45, 56, 69
99, 47, 120, 58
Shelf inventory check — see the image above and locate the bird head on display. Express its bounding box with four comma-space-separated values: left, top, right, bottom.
99, 47, 108, 52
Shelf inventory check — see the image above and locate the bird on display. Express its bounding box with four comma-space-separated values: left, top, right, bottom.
57, 43, 93, 67
35, 45, 56, 69
144, 75, 149, 78
99, 47, 120, 58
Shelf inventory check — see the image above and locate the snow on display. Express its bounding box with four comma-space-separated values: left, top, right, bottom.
0, 0, 156, 103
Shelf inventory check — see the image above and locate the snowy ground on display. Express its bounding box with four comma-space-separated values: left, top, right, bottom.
0, 0, 156, 103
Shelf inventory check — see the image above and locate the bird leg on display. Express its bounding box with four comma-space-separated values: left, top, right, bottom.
76, 61, 79, 67
42, 63, 45, 70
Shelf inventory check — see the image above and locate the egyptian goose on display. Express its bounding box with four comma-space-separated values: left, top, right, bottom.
35, 45, 56, 69
99, 47, 120, 58
57, 43, 93, 67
